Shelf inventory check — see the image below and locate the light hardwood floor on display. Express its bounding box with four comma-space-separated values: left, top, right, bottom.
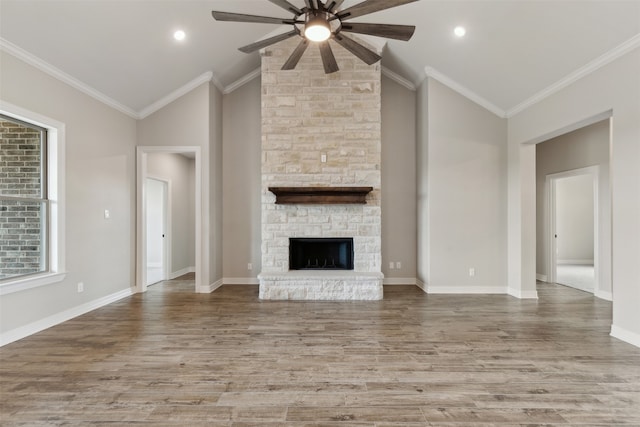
1, 281, 640, 426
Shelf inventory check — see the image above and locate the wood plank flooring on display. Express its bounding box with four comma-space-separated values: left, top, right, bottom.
2, 282, 640, 426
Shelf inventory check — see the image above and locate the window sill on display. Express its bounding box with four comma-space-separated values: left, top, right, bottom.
0, 272, 66, 296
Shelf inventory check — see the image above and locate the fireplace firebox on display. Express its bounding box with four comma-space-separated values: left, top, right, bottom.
289, 238, 354, 270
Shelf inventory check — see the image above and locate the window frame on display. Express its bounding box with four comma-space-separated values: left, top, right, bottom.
0, 101, 65, 295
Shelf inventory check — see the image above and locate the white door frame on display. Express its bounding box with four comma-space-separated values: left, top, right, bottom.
546, 165, 599, 291
145, 176, 170, 285
136, 146, 202, 293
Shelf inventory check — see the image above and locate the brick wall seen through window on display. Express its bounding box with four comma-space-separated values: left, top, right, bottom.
0, 115, 47, 280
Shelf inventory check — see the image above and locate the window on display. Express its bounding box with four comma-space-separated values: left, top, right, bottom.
0, 103, 65, 294
0, 114, 48, 280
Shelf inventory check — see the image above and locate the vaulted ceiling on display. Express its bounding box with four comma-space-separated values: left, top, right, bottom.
1, 1, 638, 118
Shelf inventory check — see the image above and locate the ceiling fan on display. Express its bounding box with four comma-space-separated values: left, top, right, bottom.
211, 0, 417, 74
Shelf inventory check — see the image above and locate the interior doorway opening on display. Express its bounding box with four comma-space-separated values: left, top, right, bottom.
547, 168, 598, 293
534, 116, 612, 301
136, 146, 202, 293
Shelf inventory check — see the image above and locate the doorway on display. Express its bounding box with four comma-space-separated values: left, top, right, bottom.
145, 178, 168, 286
534, 116, 611, 301
547, 168, 598, 293
136, 146, 204, 293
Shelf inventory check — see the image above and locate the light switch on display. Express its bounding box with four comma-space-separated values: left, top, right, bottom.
321, 153, 327, 163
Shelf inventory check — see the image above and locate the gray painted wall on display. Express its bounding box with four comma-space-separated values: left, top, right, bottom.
421, 78, 508, 291
381, 76, 417, 280
147, 153, 196, 274
222, 77, 262, 281
0, 50, 137, 334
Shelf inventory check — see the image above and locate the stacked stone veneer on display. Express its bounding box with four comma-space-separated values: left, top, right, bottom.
259, 37, 383, 300
0, 118, 44, 279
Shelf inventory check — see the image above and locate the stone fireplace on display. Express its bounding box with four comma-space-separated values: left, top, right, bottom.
258, 37, 383, 300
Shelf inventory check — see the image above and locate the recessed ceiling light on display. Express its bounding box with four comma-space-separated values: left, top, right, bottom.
454, 26, 466, 37
174, 30, 186, 41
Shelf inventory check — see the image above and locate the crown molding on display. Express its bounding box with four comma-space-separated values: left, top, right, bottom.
0, 37, 139, 119
223, 67, 262, 95
506, 33, 640, 118
357, 34, 387, 55
210, 73, 225, 93
138, 71, 213, 119
223, 65, 419, 96
381, 67, 416, 91
424, 66, 507, 118
8, 29, 637, 124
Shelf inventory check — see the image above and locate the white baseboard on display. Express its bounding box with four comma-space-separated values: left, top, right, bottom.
557, 259, 594, 265
383, 278, 417, 285
223, 277, 259, 285
197, 278, 223, 293
536, 273, 548, 282
508, 287, 539, 299
415, 279, 427, 293
427, 286, 507, 294
595, 289, 613, 301
0, 287, 134, 347
169, 266, 195, 279
610, 325, 640, 349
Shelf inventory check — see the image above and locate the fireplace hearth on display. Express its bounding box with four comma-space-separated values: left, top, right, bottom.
290, 238, 354, 270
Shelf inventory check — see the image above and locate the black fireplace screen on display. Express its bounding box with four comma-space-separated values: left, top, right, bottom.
289, 238, 354, 270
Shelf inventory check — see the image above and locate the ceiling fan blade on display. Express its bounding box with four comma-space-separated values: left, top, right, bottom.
337, 0, 419, 21
340, 22, 416, 41
303, 0, 314, 11
319, 41, 339, 74
211, 11, 297, 25
326, 0, 345, 13
239, 30, 300, 53
267, 0, 303, 15
333, 33, 381, 65
282, 39, 310, 70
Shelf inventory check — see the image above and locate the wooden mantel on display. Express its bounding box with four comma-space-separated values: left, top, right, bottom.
268, 186, 374, 205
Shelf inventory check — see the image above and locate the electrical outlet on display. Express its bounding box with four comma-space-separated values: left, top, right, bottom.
396, 262, 402, 269
77, 282, 84, 293
389, 261, 395, 270
321, 153, 327, 163
104, 209, 110, 219
469, 268, 475, 277
247, 263, 253, 271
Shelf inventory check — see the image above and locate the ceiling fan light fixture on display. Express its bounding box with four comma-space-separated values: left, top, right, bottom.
305, 15, 331, 42
211, 0, 418, 73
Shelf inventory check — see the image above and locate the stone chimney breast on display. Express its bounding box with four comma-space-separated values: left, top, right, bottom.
259, 37, 383, 300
